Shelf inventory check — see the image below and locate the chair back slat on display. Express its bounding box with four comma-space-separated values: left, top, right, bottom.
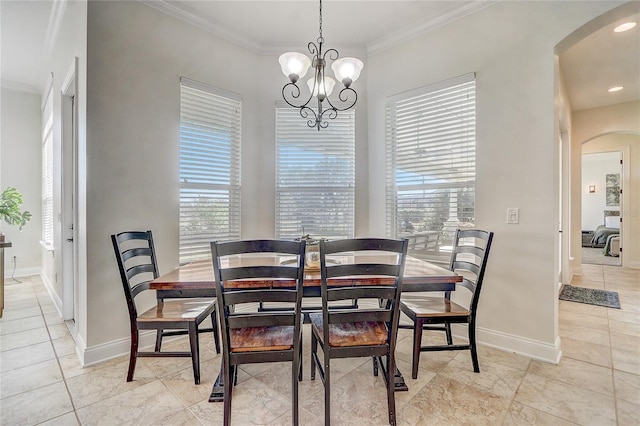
326, 286, 396, 302
328, 309, 392, 325
224, 289, 298, 306
324, 263, 401, 279
220, 265, 300, 281
228, 313, 295, 329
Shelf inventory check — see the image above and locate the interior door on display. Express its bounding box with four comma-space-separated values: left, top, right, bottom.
61, 59, 79, 331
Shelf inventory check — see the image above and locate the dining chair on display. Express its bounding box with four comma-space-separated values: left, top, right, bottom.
211, 239, 306, 426
310, 238, 408, 426
111, 230, 219, 384
399, 228, 493, 379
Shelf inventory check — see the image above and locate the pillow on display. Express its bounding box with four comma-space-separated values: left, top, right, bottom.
605, 216, 620, 229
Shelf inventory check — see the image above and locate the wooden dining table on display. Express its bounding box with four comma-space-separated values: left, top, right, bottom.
150, 254, 461, 402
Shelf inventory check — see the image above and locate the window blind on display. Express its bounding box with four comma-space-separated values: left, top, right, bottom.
385, 73, 476, 262
275, 106, 355, 240
42, 86, 54, 248
179, 78, 241, 262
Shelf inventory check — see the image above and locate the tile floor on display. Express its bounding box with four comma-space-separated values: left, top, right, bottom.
1, 264, 638, 425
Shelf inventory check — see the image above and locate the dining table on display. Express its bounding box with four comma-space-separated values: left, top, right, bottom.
150, 253, 461, 402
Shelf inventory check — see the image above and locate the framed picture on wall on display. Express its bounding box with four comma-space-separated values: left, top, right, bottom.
606, 173, 620, 206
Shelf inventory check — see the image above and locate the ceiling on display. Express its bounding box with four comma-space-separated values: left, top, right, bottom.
1, 0, 638, 111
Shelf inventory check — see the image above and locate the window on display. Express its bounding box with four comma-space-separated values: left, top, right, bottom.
385, 73, 476, 263
179, 78, 241, 262
42, 87, 54, 248
275, 106, 355, 240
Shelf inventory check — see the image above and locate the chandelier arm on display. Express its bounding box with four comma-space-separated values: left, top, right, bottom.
308, 41, 319, 57
323, 87, 358, 112
281, 82, 314, 110
323, 48, 339, 62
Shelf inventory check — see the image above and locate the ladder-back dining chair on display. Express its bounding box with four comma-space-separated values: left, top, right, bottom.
211, 239, 306, 426
399, 228, 493, 378
310, 238, 408, 426
112, 230, 219, 384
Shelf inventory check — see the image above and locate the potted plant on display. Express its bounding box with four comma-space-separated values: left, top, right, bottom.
0, 187, 32, 241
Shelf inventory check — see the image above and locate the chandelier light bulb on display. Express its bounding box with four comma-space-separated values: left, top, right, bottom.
608, 86, 623, 92
307, 75, 336, 99
331, 58, 364, 87
279, 52, 311, 83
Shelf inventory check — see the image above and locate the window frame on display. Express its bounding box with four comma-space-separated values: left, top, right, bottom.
275, 104, 356, 241
179, 77, 242, 263
385, 73, 476, 263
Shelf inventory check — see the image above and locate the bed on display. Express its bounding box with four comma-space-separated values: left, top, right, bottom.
589, 211, 620, 248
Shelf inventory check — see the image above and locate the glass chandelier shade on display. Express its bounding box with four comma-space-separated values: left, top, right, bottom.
279, 0, 363, 130
278, 52, 312, 83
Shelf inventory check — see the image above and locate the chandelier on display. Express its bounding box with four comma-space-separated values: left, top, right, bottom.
278, 0, 363, 131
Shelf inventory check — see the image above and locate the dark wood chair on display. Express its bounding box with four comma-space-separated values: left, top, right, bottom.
310, 238, 408, 426
211, 239, 306, 426
111, 230, 219, 384
399, 228, 493, 378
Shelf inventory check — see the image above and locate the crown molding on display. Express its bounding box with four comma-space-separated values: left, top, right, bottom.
367, 1, 499, 56
141, 0, 266, 54
140, 1, 497, 58
1, 80, 40, 95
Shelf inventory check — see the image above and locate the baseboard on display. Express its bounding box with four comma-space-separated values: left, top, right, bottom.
40, 271, 64, 317
452, 324, 562, 364
4, 266, 41, 280
81, 330, 158, 367
625, 260, 640, 269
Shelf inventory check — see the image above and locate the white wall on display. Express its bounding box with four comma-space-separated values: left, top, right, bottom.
0, 88, 42, 277
582, 152, 621, 231
367, 0, 621, 360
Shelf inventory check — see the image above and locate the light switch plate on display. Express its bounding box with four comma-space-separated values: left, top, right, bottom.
507, 208, 519, 224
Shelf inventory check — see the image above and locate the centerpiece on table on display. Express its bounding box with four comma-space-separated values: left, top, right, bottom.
295, 234, 325, 270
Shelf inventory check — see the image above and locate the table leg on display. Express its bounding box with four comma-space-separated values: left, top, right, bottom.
209, 352, 225, 402
393, 367, 409, 392
375, 356, 409, 392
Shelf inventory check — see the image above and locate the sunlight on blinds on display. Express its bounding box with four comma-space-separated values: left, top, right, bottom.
180, 78, 242, 262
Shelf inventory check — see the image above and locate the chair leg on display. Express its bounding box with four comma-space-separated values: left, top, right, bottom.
127, 329, 139, 382
155, 329, 163, 352
469, 320, 480, 373
188, 324, 200, 385
310, 331, 317, 380
292, 353, 299, 425
372, 356, 379, 376
211, 310, 221, 354
298, 332, 303, 382
323, 351, 331, 426
411, 319, 424, 379
386, 354, 397, 426
445, 322, 453, 345
223, 359, 233, 426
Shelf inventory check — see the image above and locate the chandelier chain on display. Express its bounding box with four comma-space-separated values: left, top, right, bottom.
318, 0, 323, 42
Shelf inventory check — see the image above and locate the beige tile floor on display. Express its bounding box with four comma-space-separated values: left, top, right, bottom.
1, 265, 638, 425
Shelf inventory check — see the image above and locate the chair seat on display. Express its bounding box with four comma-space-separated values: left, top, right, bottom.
137, 299, 214, 323
309, 313, 388, 347
401, 296, 469, 318
230, 326, 294, 352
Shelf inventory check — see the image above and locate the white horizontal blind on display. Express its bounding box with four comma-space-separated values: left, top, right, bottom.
385, 74, 476, 262
42, 86, 54, 248
275, 106, 355, 240
180, 78, 241, 262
